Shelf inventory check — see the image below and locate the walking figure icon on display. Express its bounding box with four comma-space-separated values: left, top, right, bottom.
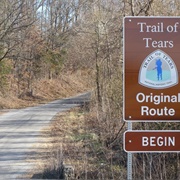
154, 59, 162, 80
139, 49, 178, 89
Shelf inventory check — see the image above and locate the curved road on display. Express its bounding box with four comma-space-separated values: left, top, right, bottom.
0, 92, 91, 179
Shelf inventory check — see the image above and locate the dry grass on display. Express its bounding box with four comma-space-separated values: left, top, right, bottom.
0, 70, 92, 109
34, 72, 91, 100
31, 108, 88, 179
0, 95, 28, 109
26, 107, 126, 179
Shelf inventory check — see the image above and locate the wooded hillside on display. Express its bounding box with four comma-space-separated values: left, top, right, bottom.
0, 0, 180, 179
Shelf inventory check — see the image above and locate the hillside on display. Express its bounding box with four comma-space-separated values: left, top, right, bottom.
0, 70, 91, 109
0, 0, 179, 179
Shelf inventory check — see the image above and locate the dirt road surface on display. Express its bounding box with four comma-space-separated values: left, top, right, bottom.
0, 92, 91, 179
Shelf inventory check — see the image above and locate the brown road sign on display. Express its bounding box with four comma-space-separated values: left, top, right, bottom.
124, 130, 180, 153
123, 17, 180, 121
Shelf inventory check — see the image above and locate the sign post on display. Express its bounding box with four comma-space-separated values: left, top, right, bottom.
123, 17, 180, 179
127, 122, 132, 180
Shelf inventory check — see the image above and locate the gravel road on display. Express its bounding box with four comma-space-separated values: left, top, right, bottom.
0, 92, 91, 179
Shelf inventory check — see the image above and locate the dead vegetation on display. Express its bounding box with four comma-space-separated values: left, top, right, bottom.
0, 70, 91, 109
27, 105, 126, 180
0, 1, 179, 179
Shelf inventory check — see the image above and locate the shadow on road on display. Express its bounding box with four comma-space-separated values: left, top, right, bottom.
0, 92, 91, 179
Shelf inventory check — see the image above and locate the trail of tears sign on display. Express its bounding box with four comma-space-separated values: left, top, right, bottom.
123, 17, 180, 121
138, 21, 179, 48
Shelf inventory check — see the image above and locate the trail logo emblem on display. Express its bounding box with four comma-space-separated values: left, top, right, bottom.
139, 50, 178, 89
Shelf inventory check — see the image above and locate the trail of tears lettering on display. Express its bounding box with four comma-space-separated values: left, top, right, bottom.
137, 22, 179, 48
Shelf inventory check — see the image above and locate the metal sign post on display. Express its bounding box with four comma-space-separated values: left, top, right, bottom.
123, 16, 180, 180
127, 122, 132, 180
